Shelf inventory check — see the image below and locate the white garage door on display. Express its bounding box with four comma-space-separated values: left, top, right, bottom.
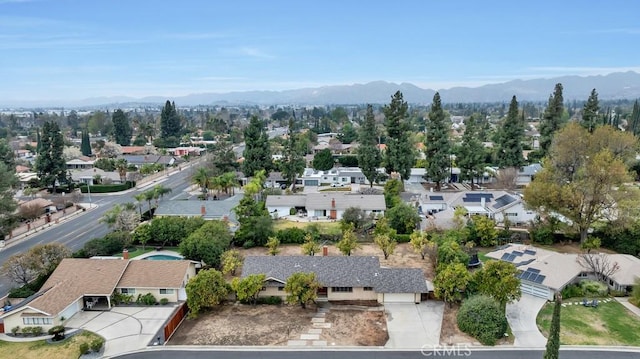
521, 281, 550, 300
383, 293, 416, 303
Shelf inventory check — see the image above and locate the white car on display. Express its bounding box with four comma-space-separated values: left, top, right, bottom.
331, 182, 345, 187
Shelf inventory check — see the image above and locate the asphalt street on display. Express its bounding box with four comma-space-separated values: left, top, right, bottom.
0, 163, 198, 297
115, 349, 640, 359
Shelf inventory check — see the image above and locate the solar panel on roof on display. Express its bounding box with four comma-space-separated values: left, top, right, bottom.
533, 275, 546, 284
506, 254, 517, 262
521, 272, 532, 281
512, 251, 523, 256
493, 194, 517, 209
524, 249, 537, 255
501, 253, 510, 260
429, 195, 444, 201
463, 197, 482, 203
528, 268, 541, 274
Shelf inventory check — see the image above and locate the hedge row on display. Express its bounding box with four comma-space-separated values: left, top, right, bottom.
79, 181, 135, 193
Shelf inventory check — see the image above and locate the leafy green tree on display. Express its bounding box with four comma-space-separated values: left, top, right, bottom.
434, 262, 472, 307
424, 92, 451, 191
457, 295, 507, 345
112, 109, 132, 146
100, 204, 140, 233
284, 272, 320, 309
383, 178, 403, 208
524, 123, 639, 243
457, 115, 485, 190
185, 269, 229, 318
543, 295, 562, 359
231, 274, 266, 305
312, 148, 334, 171
149, 216, 205, 247
539, 83, 565, 157
473, 260, 521, 309
220, 249, 243, 275
471, 215, 499, 247
383, 91, 415, 180
80, 130, 92, 156
35, 121, 66, 190
179, 220, 231, 268
208, 137, 238, 176
159, 100, 182, 148
337, 122, 357, 144
301, 233, 321, 256
374, 233, 397, 260
281, 118, 305, 188
233, 196, 273, 246
628, 100, 640, 136
385, 202, 421, 235
266, 236, 280, 256
132, 222, 152, 250
0, 163, 16, 240
581, 89, 600, 133
337, 225, 361, 256
437, 239, 470, 268
496, 96, 525, 168
340, 207, 368, 231
410, 230, 435, 260
242, 116, 272, 177
0, 139, 16, 171
357, 105, 382, 187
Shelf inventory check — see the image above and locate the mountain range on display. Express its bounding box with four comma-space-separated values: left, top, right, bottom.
8, 71, 640, 108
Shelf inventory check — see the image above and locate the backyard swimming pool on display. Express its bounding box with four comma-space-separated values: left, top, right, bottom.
143, 254, 182, 260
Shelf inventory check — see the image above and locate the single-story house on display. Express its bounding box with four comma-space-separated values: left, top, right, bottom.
120, 155, 179, 168
299, 167, 382, 187
422, 190, 537, 228
69, 168, 122, 185
0, 258, 195, 332
66, 157, 94, 170
486, 244, 640, 300
167, 147, 205, 157
154, 195, 241, 229
516, 163, 542, 186
266, 192, 385, 220
242, 255, 428, 303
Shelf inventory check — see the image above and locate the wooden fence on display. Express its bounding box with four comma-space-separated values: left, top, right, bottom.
163, 302, 188, 343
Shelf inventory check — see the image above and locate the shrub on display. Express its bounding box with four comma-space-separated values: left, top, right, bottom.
560, 284, 583, 299
22, 327, 33, 335
136, 293, 157, 305
9, 286, 35, 298
395, 234, 411, 243
257, 296, 283, 305
111, 291, 134, 305
11, 326, 19, 335
79, 343, 90, 355
90, 337, 105, 352
242, 240, 255, 249
609, 290, 627, 297
289, 207, 297, 215
457, 295, 507, 346
31, 326, 42, 336
48, 325, 66, 341
275, 227, 307, 244
580, 280, 608, 297
78, 181, 135, 193
160, 298, 169, 305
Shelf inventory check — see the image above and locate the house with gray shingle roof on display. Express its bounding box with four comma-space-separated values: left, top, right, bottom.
242, 256, 428, 303
154, 195, 241, 229
266, 192, 385, 219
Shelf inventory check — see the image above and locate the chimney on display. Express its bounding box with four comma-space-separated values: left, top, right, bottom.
322, 246, 328, 256
201, 205, 206, 216
123, 249, 129, 260
331, 198, 335, 208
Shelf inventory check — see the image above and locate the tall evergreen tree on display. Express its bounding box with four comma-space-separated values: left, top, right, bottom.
629, 100, 640, 136
281, 117, 305, 189
581, 89, 600, 133
80, 129, 92, 156
357, 104, 382, 187
35, 128, 41, 154
0, 139, 16, 171
457, 115, 485, 190
35, 121, 66, 190
543, 295, 562, 359
0, 162, 17, 239
424, 92, 451, 191
538, 83, 565, 157
159, 100, 182, 147
112, 109, 132, 146
496, 96, 525, 167
383, 91, 414, 180
242, 116, 272, 177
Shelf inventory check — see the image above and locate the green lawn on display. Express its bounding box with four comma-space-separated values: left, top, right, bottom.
0, 331, 102, 359
537, 299, 640, 346
273, 220, 342, 235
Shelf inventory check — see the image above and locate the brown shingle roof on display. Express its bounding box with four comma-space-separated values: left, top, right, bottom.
116, 260, 191, 288
29, 259, 129, 315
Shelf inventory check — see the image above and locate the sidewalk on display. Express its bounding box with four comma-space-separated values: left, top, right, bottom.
615, 297, 640, 317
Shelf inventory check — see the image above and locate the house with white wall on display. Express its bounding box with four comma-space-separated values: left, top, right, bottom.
266, 192, 385, 220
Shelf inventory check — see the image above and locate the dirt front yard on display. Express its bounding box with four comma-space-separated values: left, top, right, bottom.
168, 303, 389, 346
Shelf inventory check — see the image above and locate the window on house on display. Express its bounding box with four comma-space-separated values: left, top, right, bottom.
23, 317, 52, 325
363, 287, 373, 291
120, 288, 136, 294
159, 289, 174, 294
331, 287, 353, 293
578, 272, 588, 278
278, 287, 284, 291
505, 213, 517, 217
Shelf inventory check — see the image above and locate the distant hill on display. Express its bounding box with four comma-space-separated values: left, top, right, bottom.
6, 71, 640, 108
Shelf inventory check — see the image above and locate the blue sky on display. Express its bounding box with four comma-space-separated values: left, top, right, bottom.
2, 0, 640, 102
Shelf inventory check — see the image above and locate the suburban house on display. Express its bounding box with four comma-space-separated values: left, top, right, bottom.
120, 155, 179, 168
242, 255, 428, 303
17, 198, 57, 215
167, 146, 205, 157
69, 168, 122, 185
266, 192, 385, 220
0, 258, 195, 333
486, 244, 640, 300
66, 157, 94, 170
299, 167, 378, 187
421, 190, 536, 228
154, 195, 241, 229
516, 163, 542, 186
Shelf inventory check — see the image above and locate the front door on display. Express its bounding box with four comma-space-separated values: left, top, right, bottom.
317, 287, 328, 298
329, 210, 337, 219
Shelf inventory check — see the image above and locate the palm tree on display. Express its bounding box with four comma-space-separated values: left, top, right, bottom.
100, 204, 123, 229
208, 176, 223, 198
115, 159, 128, 183
133, 193, 146, 217
192, 167, 210, 198
152, 185, 172, 206
220, 171, 238, 195
143, 189, 155, 210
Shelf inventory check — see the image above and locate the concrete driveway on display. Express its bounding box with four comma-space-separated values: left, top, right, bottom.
506, 294, 548, 347
66, 306, 177, 357
384, 301, 444, 349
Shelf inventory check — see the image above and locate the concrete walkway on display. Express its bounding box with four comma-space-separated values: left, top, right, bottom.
506, 294, 547, 347
615, 297, 640, 317
384, 301, 444, 349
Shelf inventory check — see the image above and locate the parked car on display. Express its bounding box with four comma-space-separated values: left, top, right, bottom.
331, 182, 345, 187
